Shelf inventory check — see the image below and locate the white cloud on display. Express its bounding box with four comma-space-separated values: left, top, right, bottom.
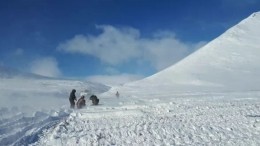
30, 57, 62, 77
58, 25, 141, 65
86, 74, 144, 86
58, 25, 206, 71
142, 35, 189, 70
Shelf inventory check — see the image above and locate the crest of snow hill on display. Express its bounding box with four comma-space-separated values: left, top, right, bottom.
0, 66, 50, 79
124, 12, 260, 92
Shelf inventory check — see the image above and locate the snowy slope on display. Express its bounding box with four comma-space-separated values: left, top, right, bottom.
1, 12, 260, 146
121, 12, 260, 93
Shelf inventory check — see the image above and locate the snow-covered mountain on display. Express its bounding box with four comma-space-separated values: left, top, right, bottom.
122, 12, 260, 92
1, 12, 260, 146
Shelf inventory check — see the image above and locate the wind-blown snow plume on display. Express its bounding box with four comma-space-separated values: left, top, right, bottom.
30, 57, 62, 77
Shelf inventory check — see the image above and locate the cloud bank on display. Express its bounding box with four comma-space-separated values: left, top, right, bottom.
58, 25, 206, 71
86, 74, 144, 86
30, 57, 61, 77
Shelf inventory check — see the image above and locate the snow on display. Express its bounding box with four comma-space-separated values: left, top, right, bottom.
121, 12, 260, 93
1, 12, 260, 146
34, 91, 260, 146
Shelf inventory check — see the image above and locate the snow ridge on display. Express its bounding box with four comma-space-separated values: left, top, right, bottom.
124, 11, 260, 92
0, 66, 51, 79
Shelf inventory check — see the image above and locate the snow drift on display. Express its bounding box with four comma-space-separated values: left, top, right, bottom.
0, 67, 110, 145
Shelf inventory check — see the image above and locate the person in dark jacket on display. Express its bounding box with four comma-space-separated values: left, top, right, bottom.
89, 95, 99, 105
69, 89, 77, 108
77, 96, 86, 109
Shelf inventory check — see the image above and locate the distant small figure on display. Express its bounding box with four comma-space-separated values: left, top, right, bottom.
69, 89, 77, 108
116, 91, 120, 98
89, 95, 99, 105
77, 96, 86, 109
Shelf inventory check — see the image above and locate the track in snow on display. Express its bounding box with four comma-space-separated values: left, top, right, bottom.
36, 95, 260, 146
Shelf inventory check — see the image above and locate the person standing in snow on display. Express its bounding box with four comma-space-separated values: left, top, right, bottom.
116, 91, 119, 98
69, 89, 77, 108
77, 95, 86, 109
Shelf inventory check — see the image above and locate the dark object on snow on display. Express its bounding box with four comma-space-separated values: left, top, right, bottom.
77, 96, 86, 109
116, 91, 119, 98
69, 89, 77, 108
89, 95, 99, 105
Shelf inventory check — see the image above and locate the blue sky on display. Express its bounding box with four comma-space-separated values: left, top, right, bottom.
0, 0, 259, 84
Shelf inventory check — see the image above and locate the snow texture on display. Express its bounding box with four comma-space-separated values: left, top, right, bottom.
1, 12, 260, 146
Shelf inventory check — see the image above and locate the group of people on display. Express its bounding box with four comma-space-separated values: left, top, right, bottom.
69, 89, 85, 109
69, 89, 100, 109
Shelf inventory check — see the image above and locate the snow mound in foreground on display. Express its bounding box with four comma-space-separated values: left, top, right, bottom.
0, 77, 110, 145
35, 93, 260, 146
0, 107, 70, 146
